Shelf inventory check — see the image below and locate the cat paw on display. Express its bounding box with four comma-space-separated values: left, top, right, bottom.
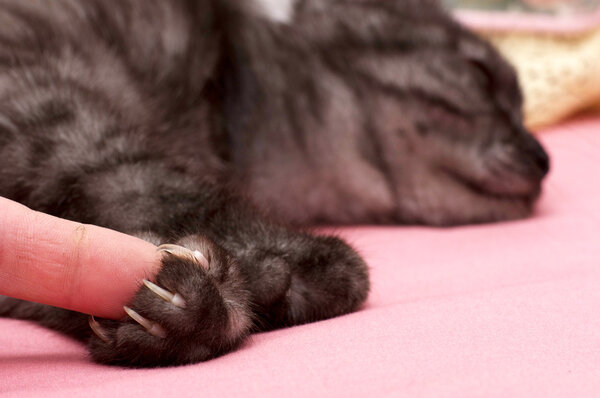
87, 236, 252, 367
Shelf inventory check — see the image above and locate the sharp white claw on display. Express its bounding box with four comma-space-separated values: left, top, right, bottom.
157, 244, 210, 269
123, 306, 167, 338
88, 315, 111, 344
143, 279, 187, 308
192, 250, 210, 269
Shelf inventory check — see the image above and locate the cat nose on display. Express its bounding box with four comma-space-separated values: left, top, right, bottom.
522, 134, 550, 179
533, 143, 550, 176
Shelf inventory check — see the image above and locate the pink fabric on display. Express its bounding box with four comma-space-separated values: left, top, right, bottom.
2, 118, 600, 397
455, 9, 600, 33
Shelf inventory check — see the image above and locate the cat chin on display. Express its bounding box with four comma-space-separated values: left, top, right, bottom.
445, 165, 543, 203
394, 170, 540, 227
447, 172, 542, 224
408, 197, 535, 227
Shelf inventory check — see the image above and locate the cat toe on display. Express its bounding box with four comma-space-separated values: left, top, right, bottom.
157, 244, 209, 269
123, 306, 167, 338
88, 315, 111, 344
142, 279, 187, 308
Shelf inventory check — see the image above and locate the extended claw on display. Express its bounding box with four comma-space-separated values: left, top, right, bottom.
143, 279, 187, 308
123, 306, 167, 338
88, 315, 111, 344
157, 244, 210, 269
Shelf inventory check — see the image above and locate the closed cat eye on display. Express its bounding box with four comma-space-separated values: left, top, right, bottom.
467, 59, 494, 89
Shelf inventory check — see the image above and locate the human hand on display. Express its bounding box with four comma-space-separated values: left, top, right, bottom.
0, 197, 161, 319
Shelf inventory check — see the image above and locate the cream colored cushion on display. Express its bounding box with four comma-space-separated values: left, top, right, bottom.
481, 28, 600, 128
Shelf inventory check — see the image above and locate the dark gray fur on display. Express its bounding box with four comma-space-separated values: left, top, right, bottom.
0, 0, 549, 367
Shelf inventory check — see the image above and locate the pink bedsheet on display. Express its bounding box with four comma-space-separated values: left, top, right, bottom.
1, 118, 600, 397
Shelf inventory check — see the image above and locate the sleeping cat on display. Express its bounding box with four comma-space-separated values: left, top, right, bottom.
0, 0, 549, 367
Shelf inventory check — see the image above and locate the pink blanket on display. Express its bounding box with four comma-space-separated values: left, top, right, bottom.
1, 118, 599, 397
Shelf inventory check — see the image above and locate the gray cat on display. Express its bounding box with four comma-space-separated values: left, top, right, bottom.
0, 0, 549, 367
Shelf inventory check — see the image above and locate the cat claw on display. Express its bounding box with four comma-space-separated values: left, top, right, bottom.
123, 306, 167, 338
157, 244, 210, 269
88, 315, 111, 344
143, 279, 187, 308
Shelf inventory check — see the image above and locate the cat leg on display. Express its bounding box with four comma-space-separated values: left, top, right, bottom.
1, 167, 369, 368
83, 187, 369, 367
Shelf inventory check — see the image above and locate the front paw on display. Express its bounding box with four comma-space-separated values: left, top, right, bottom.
88, 236, 252, 367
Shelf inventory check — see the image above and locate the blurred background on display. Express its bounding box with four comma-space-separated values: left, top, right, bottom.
443, 0, 600, 130
444, 0, 600, 14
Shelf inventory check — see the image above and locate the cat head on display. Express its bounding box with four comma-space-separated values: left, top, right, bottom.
224, 0, 549, 226
356, 38, 551, 226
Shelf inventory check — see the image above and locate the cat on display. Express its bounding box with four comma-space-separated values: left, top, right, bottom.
0, 0, 549, 367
